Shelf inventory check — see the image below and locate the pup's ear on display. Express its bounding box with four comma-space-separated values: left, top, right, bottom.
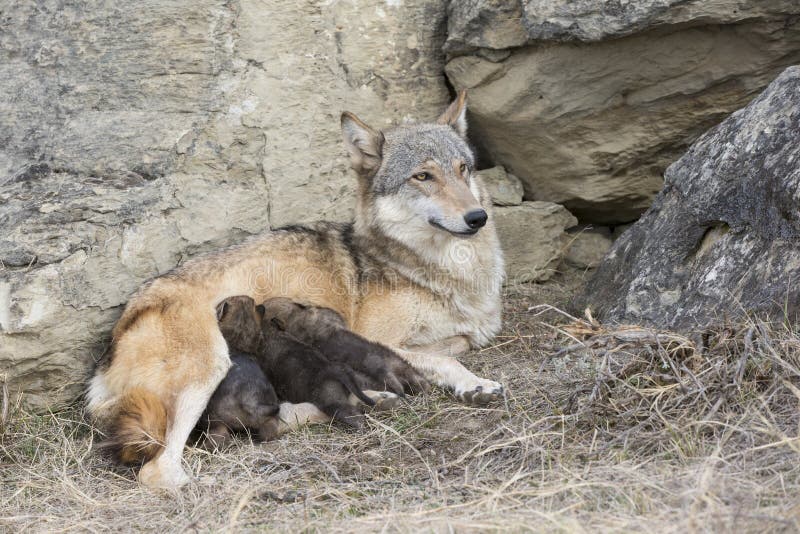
255, 304, 266, 319
341, 112, 384, 176
437, 90, 468, 138
215, 301, 228, 322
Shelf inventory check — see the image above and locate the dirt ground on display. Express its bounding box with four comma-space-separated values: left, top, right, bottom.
2, 268, 799, 533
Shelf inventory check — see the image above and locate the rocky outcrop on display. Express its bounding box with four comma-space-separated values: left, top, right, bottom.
482, 166, 577, 283
445, 1, 800, 224
494, 202, 577, 283
576, 67, 800, 330
0, 0, 450, 408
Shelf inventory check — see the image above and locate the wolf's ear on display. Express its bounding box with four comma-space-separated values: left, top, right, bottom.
437, 90, 468, 138
341, 112, 384, 176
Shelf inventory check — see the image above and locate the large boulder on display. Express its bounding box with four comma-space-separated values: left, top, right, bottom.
576, 66, 800, 330
444, 1, 800, 224
0, 0, 450, 408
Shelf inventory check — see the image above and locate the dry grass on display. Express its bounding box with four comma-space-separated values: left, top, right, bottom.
2, 272, 800, 532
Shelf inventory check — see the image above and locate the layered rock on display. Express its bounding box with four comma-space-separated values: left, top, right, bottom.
445, 1, 800, 223
576, 67, 800, 330
0, 0, 450, 408
479, 167, 577, 284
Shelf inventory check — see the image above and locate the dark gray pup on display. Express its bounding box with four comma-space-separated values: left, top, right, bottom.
260, 298, 429, 395
217, 296, 374, 429
201, 350, 280, 449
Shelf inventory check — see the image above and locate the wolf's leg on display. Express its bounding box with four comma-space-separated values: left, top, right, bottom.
139, 334, 231, 489
395, 345, 504, 405
275, 402, 331, 436
404, 336, 471, 357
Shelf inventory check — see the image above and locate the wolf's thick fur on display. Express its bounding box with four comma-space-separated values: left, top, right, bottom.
99, 387, 167, 464
86, 92, 505, 488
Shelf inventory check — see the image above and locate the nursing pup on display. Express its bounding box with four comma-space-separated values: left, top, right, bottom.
217, 296, 374, 429
261, 298, 429, 395
200, 351, 280, 449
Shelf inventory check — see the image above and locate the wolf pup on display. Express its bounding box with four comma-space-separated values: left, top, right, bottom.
88, 92, 505, 488
201, 351, 280, 449
218, 295, 376, 429
261, 298, 429, 395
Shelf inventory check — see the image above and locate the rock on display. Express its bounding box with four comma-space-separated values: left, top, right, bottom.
0, 0, 450, 409
444, 1, 528, 55
478, 166, 524, 206
445, 1, 800, 223
575, 66, 800, 330
446, 1, 800, 49
564, 227, 614, 269
494, 201, 577, 283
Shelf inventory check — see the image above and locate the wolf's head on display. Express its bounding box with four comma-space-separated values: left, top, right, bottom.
341, 92, 489, 244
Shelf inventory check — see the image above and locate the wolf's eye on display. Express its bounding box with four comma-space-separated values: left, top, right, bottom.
413, 172, 432, 181
459, 163, 468, 174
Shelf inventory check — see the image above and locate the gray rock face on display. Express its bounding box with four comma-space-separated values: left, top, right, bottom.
576, 66, 800, 330
447, 1, 800, 49
494, 201, 577, 284
0, 0, 450, 408
478, 166, 524, 206
445, 1, 800, 223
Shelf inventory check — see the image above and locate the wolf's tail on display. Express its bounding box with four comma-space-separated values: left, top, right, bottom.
100, 388, 167, 464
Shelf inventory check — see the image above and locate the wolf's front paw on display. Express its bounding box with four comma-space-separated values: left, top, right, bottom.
138, 459, 191, 489
456, 378, 504, 405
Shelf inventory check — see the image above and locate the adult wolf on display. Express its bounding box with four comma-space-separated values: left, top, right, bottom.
87, 91, 505, 488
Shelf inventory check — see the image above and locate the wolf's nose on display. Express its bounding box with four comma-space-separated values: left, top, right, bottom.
464, 209, 488, 229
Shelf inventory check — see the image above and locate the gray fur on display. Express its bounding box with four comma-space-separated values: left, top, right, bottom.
372, 124, 475, 196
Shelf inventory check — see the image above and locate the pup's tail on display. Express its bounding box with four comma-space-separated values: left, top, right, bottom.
336, 369, 376, 407
100, 388, 167, 464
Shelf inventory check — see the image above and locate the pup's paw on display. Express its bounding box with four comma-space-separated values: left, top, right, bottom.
139, 459, 191, 489
391, 362, 431, 395
456, 378, 504, 405
364, 390, 403, 411
403, 370, 432, 395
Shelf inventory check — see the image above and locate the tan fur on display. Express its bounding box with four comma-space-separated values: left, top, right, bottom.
88, 93, 505, 488
103, 387, 167, 464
